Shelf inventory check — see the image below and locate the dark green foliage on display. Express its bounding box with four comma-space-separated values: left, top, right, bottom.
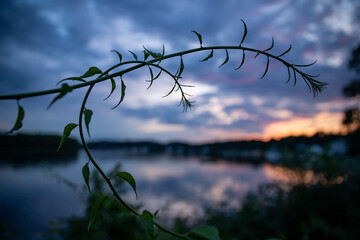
140, 210, 156, 240
199, 50, 214, 62
58, 123, 78, 151
111, 50, 122, 63
178, 56, 185, 76
112, 78, 126, 109
218, 49, 229, 68
7, 101, 24, 134
264, 37, 274, 52
88, 194, 109, 231
146, 66, 162, 90
192, 31, 203, 48
293, 60, 317, 68
56, 66, 102, 86
49, 168, 146, 240
80, 67, 103, 78
84, 108, 93, 137
187, 226, 221, 240
144, 50, 150, 61
103, 78, 116, 100
128, 50, 138, 60
234, 50, 245, 70
206, 158, 360, 240
83, 161, 91, 193
111, 171, 138, 199
48, 83, 72, 109
239, 19, 247, 46
260, 56, 270, 79
143, 46, 162, 59
277, 45, 292, 57
57, 77, 86, 85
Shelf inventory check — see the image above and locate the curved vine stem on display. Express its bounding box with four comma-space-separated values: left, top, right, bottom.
0, 45, 325, 100
78, 80, 193, 240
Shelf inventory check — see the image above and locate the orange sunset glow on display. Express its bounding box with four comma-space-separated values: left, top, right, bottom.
262, 111, 344, 141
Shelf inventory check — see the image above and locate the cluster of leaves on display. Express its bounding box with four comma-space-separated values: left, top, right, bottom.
44, 166, 224, 240
1, 21, 327, 240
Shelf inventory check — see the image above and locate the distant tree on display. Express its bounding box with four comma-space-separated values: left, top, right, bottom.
342, 43, 360, 132
349, 43, 360, 73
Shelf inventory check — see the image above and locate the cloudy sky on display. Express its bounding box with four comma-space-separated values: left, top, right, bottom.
0, 0, 359, 143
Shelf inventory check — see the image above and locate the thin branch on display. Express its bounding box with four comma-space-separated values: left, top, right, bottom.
78, 78, 193, 240
0, 45, 325, 100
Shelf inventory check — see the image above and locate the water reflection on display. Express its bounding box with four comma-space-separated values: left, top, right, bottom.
0, 150, 299, 240
264, 164, 346, 187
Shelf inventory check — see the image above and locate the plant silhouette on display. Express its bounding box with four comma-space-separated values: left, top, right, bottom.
0, 21, 326, 240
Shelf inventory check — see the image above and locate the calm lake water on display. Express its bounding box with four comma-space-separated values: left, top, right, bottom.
0, 150, 290, 240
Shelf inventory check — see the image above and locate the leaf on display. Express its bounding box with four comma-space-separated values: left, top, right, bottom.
104, 78, 116, 100
82, 161, 91, 192
84, 109, 93, 137
260, 56, 270, 79
278, 44, 292, 57
199, 50, 214, 62
219, 49, 229, 68
128, 50, 138, 60
148, 66, 154, 80
143, 46, 162, 59
285, 65, 291, 83
264, 37, 275, 52
111, 50, 122, 63
80, 66, 102, 78
293, 68, 297, 86
7, 102, 25, 134
143, 50, 150, 61
235, 50, 246, 70
192, 31, 203, 47
154, 209, 159, 217
112, 79, 126, 109
162, 83, 176, 98
180, 84, 194, 88
188, 226, 221, 240
293, 60, 317, 67
146, 66, 155, 89
240, 19, 247, 46
161, 44, 165, 57
88, 194, 109, 231
154, 70, 162, 80
139, 210, 154, 239
48, 83, 72, 109
113, 171, 138, 199
56, 77, 86, 86
57, 123, 78, 151
146, 69, 162, 90
302, 75, 312, 93
178, 56, 185, 76
305, 73, 320, 78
